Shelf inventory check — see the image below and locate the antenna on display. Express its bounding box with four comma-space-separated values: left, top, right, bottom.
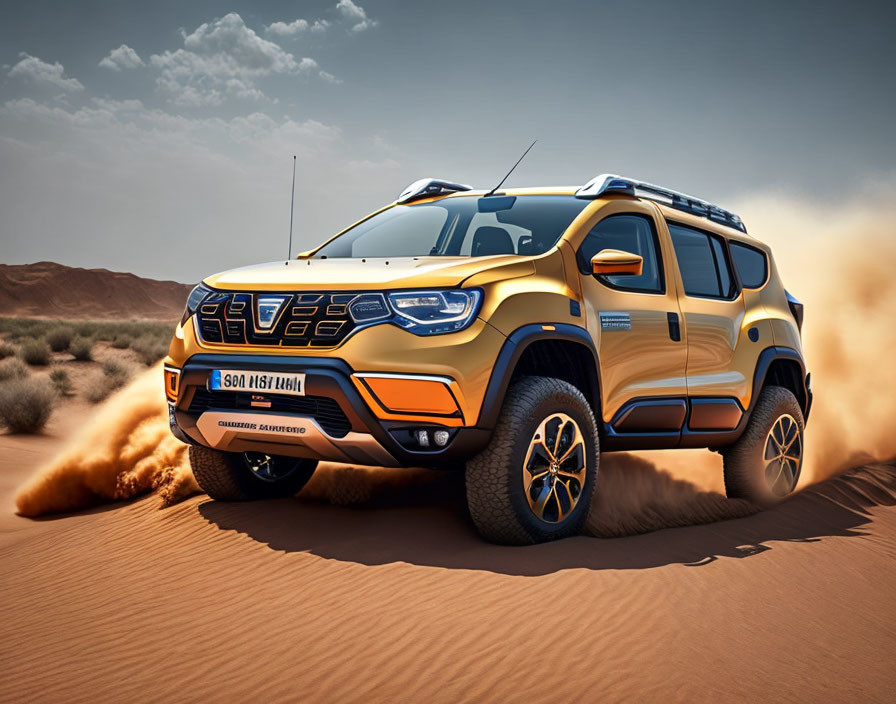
287, 155, 296, 259
484, 139, 537, 197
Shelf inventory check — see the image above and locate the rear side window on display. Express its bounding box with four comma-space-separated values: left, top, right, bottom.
576, 214, 663, 293
668, 223, 735, 299
730, 242, 768, 288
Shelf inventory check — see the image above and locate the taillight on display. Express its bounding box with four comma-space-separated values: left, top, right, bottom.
785, 290, 804, 333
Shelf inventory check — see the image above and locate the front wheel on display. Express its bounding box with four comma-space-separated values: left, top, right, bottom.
465, 377, 599, 545
722, 386, 805, 506
189, 445, 318, 501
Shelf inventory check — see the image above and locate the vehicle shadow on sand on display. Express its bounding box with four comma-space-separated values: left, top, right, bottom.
197, 459, 896, 576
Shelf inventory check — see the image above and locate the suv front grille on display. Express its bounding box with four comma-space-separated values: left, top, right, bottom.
196, 292, 355, 347
188, 389, 352, 438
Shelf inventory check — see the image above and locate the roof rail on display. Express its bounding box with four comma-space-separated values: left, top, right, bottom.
575, 173, 747, 233
396, 178, 472, 204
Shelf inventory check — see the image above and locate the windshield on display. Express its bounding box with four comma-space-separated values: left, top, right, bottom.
314, 195, 589, 259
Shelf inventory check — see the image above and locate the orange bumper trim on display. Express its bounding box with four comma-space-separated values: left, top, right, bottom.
352, 374, 463, 424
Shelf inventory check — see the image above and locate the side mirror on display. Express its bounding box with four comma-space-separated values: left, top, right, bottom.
591, 249, 643, 277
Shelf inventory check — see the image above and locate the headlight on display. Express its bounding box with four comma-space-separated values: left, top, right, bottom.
387, 289, 482, 335
182, 283, 212, 324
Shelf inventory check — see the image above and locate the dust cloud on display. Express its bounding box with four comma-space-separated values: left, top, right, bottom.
736, 183, 896, 482
14, 186, 896, 533
14, 365, 196, 517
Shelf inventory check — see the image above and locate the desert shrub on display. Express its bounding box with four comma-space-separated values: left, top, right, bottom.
0, 318, 46, 340
0, 378, 55, 433
69, 336, 94, 361
102, 358, 132, 383
0, 358, 29, 382
0, 341, 16, 359
19, 339, 52, 366
49, 368, 73, 396
45, 325, 75, 352
0, 318, 175, 344
131, 334, 169, 365
84, 359, 132, 404
111, 336, 130, 349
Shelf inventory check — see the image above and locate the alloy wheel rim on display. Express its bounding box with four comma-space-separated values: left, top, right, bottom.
243, 452, 296, 482
763, 414, 802, 497
522, 413, 587, 523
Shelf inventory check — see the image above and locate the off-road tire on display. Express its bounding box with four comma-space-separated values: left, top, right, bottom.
722, 385, 804, 506
466, 376, 599, 545
189, 445, 318, 501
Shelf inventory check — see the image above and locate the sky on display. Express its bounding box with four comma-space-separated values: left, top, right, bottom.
1, 0, 894, 283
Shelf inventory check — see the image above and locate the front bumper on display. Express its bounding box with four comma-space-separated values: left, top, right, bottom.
170, 354, 492, 467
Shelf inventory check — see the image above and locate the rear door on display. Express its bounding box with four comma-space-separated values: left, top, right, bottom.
664, 221, 750, 406
576, 202, 687, 426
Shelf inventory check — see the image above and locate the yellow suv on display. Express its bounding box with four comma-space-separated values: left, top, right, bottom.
164, 174, 812, 544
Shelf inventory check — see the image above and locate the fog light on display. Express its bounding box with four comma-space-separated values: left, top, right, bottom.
433, 430, 450, 447
415, 429, 430, 447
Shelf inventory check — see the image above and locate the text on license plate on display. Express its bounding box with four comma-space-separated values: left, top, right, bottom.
209, 370, 305, 396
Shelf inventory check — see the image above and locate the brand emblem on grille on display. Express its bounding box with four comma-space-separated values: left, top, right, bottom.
256, 295, 288, 330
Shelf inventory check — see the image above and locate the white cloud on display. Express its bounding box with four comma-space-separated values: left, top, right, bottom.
149, 13, 307, 105
8, 53, 84, 92
319, 70, 341, 84
336, 0, 376, 33
99, 44, 145, 71
266, 18, 309, 36
270, 2, 375, 37
181, 13, 298, 73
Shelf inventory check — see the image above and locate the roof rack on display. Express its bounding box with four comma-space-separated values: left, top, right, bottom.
575, 173, 747, 233
396, 178, 472, 204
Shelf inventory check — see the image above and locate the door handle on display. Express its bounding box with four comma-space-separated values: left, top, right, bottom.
667, 312, 681, 342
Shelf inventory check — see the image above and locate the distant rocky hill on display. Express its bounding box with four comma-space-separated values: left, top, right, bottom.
0, 261, 192, 321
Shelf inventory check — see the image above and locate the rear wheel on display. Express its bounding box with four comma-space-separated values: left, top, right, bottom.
722, 386, 804, 506
465, 377, 599, 545
189, 445, 318, 501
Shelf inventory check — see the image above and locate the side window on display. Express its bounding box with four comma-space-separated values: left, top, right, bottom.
668, 223, 735, 299
730, 241, 768, 288
576, 214, 663, 293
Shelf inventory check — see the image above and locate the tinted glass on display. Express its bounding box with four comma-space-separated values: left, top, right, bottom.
668, 223, 733, 298
577, 215, 662, 293
315, 195, 588, 258
710, 236, 734, 297
730, 242, 768, 288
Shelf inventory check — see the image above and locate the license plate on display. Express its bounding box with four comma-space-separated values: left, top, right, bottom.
209, 370, 305, 396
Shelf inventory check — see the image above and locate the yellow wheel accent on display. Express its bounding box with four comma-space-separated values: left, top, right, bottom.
763, 413, 802, 497
522, 412, 587, 523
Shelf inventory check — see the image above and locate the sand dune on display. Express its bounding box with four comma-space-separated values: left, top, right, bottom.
0, 261, 190, 320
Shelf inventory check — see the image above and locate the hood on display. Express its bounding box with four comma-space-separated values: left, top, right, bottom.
204, 255, 535, 291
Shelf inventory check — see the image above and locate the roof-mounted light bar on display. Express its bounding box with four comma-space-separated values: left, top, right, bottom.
575, 173, 747, 233
396, 178, 472, 204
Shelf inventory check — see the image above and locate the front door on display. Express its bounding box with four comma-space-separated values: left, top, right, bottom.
576, 201, 687, 428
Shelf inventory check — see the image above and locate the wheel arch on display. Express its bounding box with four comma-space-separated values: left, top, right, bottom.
476, 323, 601, 429
753, 346, 810, 418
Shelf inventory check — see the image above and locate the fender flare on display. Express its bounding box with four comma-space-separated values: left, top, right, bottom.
751, 345, 811, 419
475, 323, 601, 429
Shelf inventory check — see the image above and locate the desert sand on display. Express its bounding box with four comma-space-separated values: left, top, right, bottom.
1, 391, 895, 703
